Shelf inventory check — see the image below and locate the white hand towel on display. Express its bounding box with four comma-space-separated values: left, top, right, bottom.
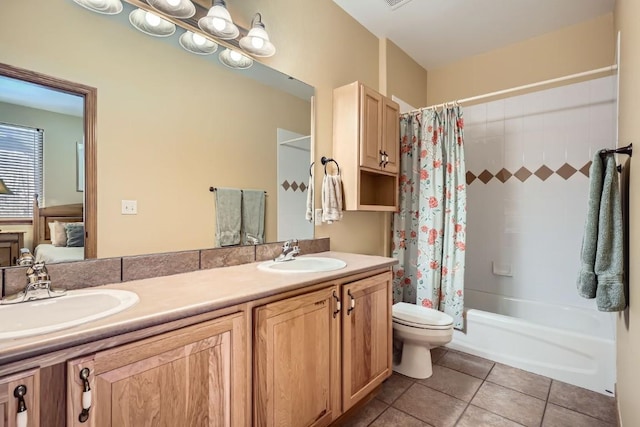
322, 173, 343, 223
305, 177, 314, 222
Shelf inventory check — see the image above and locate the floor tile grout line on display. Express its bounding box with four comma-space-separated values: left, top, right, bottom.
483, 377, 550, 402
384, 403, 437, 427
539, 379, 554, 427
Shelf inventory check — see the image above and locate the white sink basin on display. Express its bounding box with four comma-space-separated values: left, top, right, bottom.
0, 289, 139, 340
258, 257, 347, 273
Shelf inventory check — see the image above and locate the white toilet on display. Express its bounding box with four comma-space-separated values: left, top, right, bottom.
392, 302, 454, 379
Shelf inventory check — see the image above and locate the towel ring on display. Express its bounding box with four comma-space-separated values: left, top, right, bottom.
309, 161, 315, 177
320, 156, 340, 175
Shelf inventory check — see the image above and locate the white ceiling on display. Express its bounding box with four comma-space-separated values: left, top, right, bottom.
333, 0, 614, 70
0, 76, 84, 117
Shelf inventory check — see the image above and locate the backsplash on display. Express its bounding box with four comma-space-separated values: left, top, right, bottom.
1, 238, 330, 297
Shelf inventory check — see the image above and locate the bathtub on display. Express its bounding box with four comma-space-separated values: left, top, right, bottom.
446, 289, 616, 395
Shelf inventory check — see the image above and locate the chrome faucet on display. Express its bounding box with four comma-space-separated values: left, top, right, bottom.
274, 239, 300, 262
1, 261, 66, 305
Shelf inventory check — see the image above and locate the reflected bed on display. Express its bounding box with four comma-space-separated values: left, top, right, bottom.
32, 196, 84, 263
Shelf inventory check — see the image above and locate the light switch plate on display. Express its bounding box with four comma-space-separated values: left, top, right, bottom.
314, 208, 323, 225
122, 200, 137, 215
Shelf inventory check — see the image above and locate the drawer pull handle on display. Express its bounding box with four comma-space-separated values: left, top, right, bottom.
79, 368, 92, 423
347, 290, 355, 315
333, 291, 341, 318
14, 385, 27, 427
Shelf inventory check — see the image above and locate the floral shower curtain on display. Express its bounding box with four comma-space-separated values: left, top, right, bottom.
392, 107, 467, 329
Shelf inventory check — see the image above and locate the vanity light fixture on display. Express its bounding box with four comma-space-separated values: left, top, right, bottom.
198, 0, 239, 40
239, 13, 275, 57
72, 0, 123, 15
129, 8, 176, 37
0, 179, 13, 195
179, 31, 219, 55
147, 0, 195, 19
219, 48, 253, 69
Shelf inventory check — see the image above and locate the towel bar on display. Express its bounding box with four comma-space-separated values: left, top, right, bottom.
209, 187, 267, 195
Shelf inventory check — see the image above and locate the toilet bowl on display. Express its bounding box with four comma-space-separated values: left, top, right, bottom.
392, 302, 454, 379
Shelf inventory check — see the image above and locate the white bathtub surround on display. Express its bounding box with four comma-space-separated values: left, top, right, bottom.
448, 289, 616, 395
392, 107, 467, 329
459, 75, 617, 395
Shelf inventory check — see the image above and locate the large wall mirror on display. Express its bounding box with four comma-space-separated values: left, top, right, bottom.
0, 0, 315, 265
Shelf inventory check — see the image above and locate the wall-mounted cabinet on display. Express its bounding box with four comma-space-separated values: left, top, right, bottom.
333, 82, 399, 211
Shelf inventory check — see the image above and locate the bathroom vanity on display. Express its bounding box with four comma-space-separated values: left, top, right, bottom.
0, 252, 395, 426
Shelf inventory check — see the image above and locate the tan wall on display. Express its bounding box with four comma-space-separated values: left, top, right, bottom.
426, 13, 615, 105
385, 39, 428, 109
223, 0, 385, 256
1, 0, 315, 257
614, 0, 640, 424
0, 102, 84, 207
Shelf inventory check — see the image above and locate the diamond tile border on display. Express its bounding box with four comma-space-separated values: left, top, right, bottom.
280, 180, 308, 192
469, 162, 591, 184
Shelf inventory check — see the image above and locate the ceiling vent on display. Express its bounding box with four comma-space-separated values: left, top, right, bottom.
383, 0, 414, 10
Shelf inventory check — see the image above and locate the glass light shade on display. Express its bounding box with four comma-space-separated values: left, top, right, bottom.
198, 0, 239, 40
179, 31, 219, 55
129, 8, 176, 37
239, 14, 275, 57
147, 0, 195, 19
72, 0, 123, 15
0, 179, 13, 195
218, 48, 253, 69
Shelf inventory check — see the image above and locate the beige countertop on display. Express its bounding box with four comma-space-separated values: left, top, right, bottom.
0, 251, 396, 366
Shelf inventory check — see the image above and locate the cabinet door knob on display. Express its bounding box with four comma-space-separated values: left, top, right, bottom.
78, 368, 92, 423
347, 290, 356, 315
14, 385, 27, 427
332, 291, 341, 318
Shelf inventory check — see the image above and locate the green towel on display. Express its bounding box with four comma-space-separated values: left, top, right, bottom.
594, 155, 625, 311
577, 154, 603, 298
241, 190, 265, 245
577, 153, 626, 311
215, 188, 242, 247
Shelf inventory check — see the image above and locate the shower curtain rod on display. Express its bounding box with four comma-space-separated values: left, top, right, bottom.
407, 64, 618, 114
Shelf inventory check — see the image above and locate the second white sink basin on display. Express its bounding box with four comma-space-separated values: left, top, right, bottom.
258, 257, 347, 273
0, 289, 139, 340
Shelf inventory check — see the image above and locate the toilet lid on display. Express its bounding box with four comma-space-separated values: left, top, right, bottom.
392, 302, 453, 327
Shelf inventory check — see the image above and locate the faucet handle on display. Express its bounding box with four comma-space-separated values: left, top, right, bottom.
282, 240, 291, 250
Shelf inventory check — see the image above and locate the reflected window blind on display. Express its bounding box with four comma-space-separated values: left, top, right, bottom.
0, 123, 43, 219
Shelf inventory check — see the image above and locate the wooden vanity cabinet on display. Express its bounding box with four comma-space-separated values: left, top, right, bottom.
333, 82, 400, 211
66, 312, 246, 427
0, 368, 40, 427
254, 286, 341, 427
341, 271, 393, 411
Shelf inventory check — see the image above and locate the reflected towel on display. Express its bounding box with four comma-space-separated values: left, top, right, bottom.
305, 177, 314, 222
241, 190, 265, 245
322, 173, 343, 223
215, 188, 242, 247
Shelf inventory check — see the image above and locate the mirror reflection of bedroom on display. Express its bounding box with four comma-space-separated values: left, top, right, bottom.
0, 75, 85, 265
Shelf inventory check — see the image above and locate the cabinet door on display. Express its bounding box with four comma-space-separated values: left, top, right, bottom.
254, 286, 340, 427
359, 85, 383, 170
67, 313, 246, 427
0, 368, 40, 427
342, 272, 392, 411
381, 97, 400, 174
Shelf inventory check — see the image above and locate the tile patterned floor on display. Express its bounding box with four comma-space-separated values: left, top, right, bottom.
340, 348, 617, 427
